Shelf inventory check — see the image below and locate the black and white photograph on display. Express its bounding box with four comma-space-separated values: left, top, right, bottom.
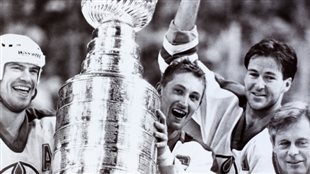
0, 0, 310, 173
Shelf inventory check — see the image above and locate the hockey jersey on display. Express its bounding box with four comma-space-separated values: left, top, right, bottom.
0, 108, 55, 174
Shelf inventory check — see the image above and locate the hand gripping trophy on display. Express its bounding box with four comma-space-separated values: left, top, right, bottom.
52, 0, 159, 173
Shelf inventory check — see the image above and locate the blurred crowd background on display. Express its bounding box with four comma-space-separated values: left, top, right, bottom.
1, 0, 309, 110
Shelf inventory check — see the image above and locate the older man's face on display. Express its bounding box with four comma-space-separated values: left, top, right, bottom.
274, 116, 310, 174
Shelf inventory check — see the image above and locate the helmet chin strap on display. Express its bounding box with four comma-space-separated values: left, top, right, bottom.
31, 88, 37, 100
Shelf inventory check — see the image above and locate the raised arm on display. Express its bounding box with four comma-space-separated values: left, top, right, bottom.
158, 0, 200, 71
214, 73, 246, 107
169, 0, 200, 35
158, 0, 246, 103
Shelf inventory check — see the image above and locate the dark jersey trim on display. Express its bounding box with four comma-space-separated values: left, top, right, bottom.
160, 46, 198, 64
26, 107, 55, 122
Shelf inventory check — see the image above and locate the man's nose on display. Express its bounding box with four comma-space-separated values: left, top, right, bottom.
179, 95, 189, 108
254, 76, 265, 90
19, 70, 32, 82
288, 144, 299, 156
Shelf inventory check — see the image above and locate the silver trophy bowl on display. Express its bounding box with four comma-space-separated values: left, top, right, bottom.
52, 0, 159, 173
81, 0, 157, 31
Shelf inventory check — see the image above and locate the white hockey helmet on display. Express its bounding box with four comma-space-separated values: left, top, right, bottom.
0, 34, 45, 81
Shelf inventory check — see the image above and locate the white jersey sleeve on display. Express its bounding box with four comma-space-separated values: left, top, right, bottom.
172, 141, 215, 173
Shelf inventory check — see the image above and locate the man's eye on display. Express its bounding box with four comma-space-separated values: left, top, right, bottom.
249, 72, 258, 78
174, 89, 183, 94
190, 94, 199, 102
30, 69, 39, 74
297, 140, 309, 147
265, 76, 276, 81
278, 141, 290, 148
11, 66, 22, 70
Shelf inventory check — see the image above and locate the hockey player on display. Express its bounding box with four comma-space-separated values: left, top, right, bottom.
0, 34, 55, 174
154, 59, 215, 173
154, 1, 216, 173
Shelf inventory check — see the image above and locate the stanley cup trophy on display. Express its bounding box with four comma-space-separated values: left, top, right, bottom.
52, 0, 160, 173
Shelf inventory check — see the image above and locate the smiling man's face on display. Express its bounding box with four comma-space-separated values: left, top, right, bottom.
0, 62, 39, 112
244, 56, 291, 111
274, 116, 310, 174
160, 72, 204, 131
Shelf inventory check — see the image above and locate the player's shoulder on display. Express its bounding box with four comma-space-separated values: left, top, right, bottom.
26, 107, 56, 132
26, 107, 56, 121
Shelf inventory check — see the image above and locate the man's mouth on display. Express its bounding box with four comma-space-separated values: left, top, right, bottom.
251, 92, 266, 97
13, 86, 31, 94
171, 108, 187, 118
287, 160, 303, 165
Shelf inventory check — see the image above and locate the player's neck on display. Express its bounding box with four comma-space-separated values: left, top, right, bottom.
168, 129, 179, 140
0, 104, 26, 138
167, 129, 181, 151
245, 101, 282, 129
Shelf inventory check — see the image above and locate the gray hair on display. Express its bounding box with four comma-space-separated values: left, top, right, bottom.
268, 101, 310, 144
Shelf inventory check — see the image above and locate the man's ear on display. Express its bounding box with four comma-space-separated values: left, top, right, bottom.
282, 77, 292, 93
155, 82, 161, 94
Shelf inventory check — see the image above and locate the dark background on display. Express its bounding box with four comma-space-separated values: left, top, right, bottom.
1, 0, 309, 109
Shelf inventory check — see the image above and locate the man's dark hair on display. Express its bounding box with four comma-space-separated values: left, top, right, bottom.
244, 39, 298, 80
159, 59, 206, 106
160, 59, 205, 87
